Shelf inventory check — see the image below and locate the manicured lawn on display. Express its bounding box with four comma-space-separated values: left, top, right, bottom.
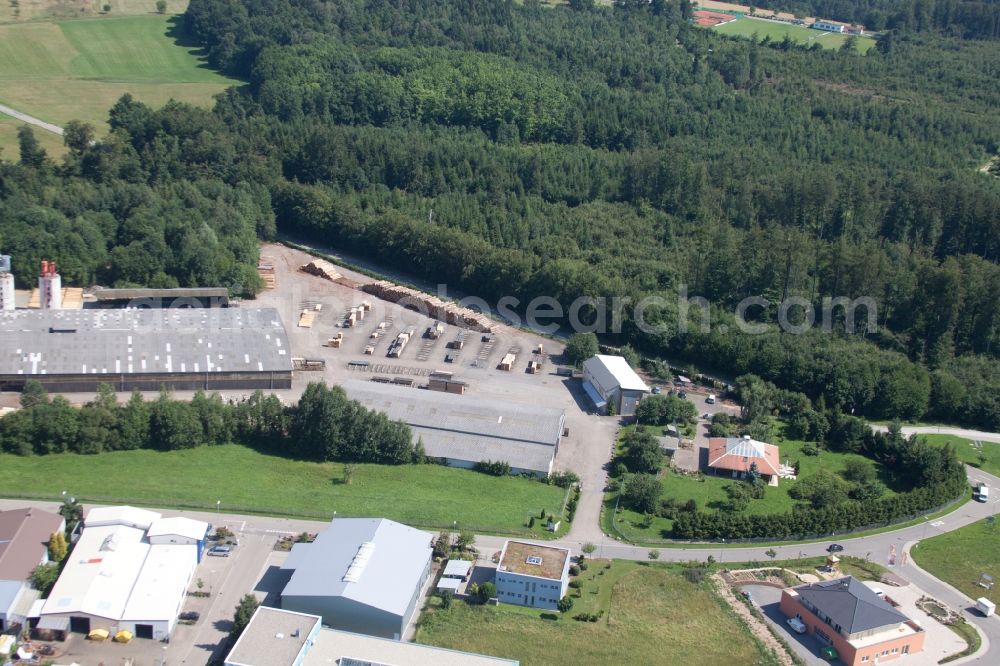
911, 519, 1000, 600
416, 561, 781, 665
0, 445, 567, 535
919, 434, 1000, 477
0, 14, 237, 152
607, 424, 902, 542
713, 17, 876, 52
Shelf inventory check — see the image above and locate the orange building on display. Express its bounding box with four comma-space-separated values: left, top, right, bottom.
780, 577, 925, 666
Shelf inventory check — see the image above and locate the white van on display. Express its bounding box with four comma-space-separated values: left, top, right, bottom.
974, 484, 989, 502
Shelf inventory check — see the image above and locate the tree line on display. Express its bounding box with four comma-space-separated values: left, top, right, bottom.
0, 381, 418, 465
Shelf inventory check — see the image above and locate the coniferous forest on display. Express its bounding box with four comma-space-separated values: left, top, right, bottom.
3, 0, 1000, 428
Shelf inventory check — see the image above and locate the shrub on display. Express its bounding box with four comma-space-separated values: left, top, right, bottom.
579, 561, 589, 571
474, 459, 511, 476
801, 443, 820, 456
478, 581, 496, 603
547, 471, 580, 488
682, 568, 706, 584
528, 516, 535, 528
569, 579, 582, 589
557, 596, 574, 612
438, 589, 453, 609
569, 564, 581, 576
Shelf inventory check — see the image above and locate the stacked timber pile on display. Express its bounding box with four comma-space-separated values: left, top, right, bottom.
362, 280, 495, 333
300, 259, 342, 282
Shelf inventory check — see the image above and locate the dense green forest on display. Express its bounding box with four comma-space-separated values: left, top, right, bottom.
3, 0, 1000, 429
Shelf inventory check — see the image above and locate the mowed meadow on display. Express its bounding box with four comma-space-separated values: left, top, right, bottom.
0, 12, 236, 153
0, 445, 568, 534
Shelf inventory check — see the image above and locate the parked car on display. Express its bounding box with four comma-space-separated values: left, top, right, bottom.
651, 386, 661, 394
826, 543, 844, 553
678, 390, 687, 399
208, 545, 232, 557
706, 394, 716, 404
787, 617, 807, 634
178, 611, 200, 621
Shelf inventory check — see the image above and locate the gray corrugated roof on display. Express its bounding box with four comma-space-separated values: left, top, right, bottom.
0, 308, 290, 376
796, 576, 910, 634
343, 380, 564, 473
281, 518, 432, 617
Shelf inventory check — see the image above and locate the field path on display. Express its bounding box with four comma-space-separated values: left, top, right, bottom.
0, 102, 63, 135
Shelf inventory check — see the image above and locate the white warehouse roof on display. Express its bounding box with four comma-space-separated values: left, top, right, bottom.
281, 518, 432, 617
41, 507, 206, 630
85, 506, 161, 530
583, 355, 649, 393
146, 517, 209, 542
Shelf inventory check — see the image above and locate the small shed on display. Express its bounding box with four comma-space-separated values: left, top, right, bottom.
442, 560, 473, 581
436, 578, 461, 593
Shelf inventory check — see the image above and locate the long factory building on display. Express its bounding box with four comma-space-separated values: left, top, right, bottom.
343, 379, 565, 476
0, 307, 292, 392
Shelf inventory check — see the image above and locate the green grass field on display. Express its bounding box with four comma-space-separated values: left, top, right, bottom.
0, 14, 236, 154
606, 424, 901, 542
911, 519, 1000, 601
919, 434, 1000, 477
417, 561, 781, 665
714, 17, 876, 52
0, 445, 567, 535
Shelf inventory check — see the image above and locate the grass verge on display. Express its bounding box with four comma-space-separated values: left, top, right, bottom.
0, 445, 568, 536
940, 618, 982, 664
911, 518, 1000, 600
416, 561, 783, 665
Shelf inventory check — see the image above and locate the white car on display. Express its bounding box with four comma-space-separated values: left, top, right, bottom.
787, 617, 807, 634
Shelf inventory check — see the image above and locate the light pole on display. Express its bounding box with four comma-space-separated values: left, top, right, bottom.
216, 499, 221, 524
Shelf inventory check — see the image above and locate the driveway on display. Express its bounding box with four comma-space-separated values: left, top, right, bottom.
742, 585, 828, 666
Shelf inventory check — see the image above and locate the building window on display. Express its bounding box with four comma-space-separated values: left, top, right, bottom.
862, 657, 869, 662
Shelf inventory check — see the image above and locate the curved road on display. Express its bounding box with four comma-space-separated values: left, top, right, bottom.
0, 102, 63, 136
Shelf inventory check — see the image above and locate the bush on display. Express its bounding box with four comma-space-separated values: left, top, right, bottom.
682, 568, 706, 584
579, 561, 589, 571
474, 459, 511, 476
547, 471, 580, 488
438, 589, 453, 609
557, 596, 574, 612
569, 564, 581, 576
478, 581, 496, 603
801, 443, 821, 456
569, 579, 582, 589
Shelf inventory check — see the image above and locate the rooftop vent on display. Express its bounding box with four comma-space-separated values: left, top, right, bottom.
526, 556, 543, 565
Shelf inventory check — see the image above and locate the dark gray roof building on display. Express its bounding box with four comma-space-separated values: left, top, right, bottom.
794, 576, 910, 635
0, 308, 291, 392
343, 379, 565, 476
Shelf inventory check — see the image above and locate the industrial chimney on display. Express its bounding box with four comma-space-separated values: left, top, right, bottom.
39, 259, 62, 309
0, 254, 13, 311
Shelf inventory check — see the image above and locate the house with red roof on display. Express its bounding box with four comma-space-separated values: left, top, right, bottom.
707, 435, 781, 486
